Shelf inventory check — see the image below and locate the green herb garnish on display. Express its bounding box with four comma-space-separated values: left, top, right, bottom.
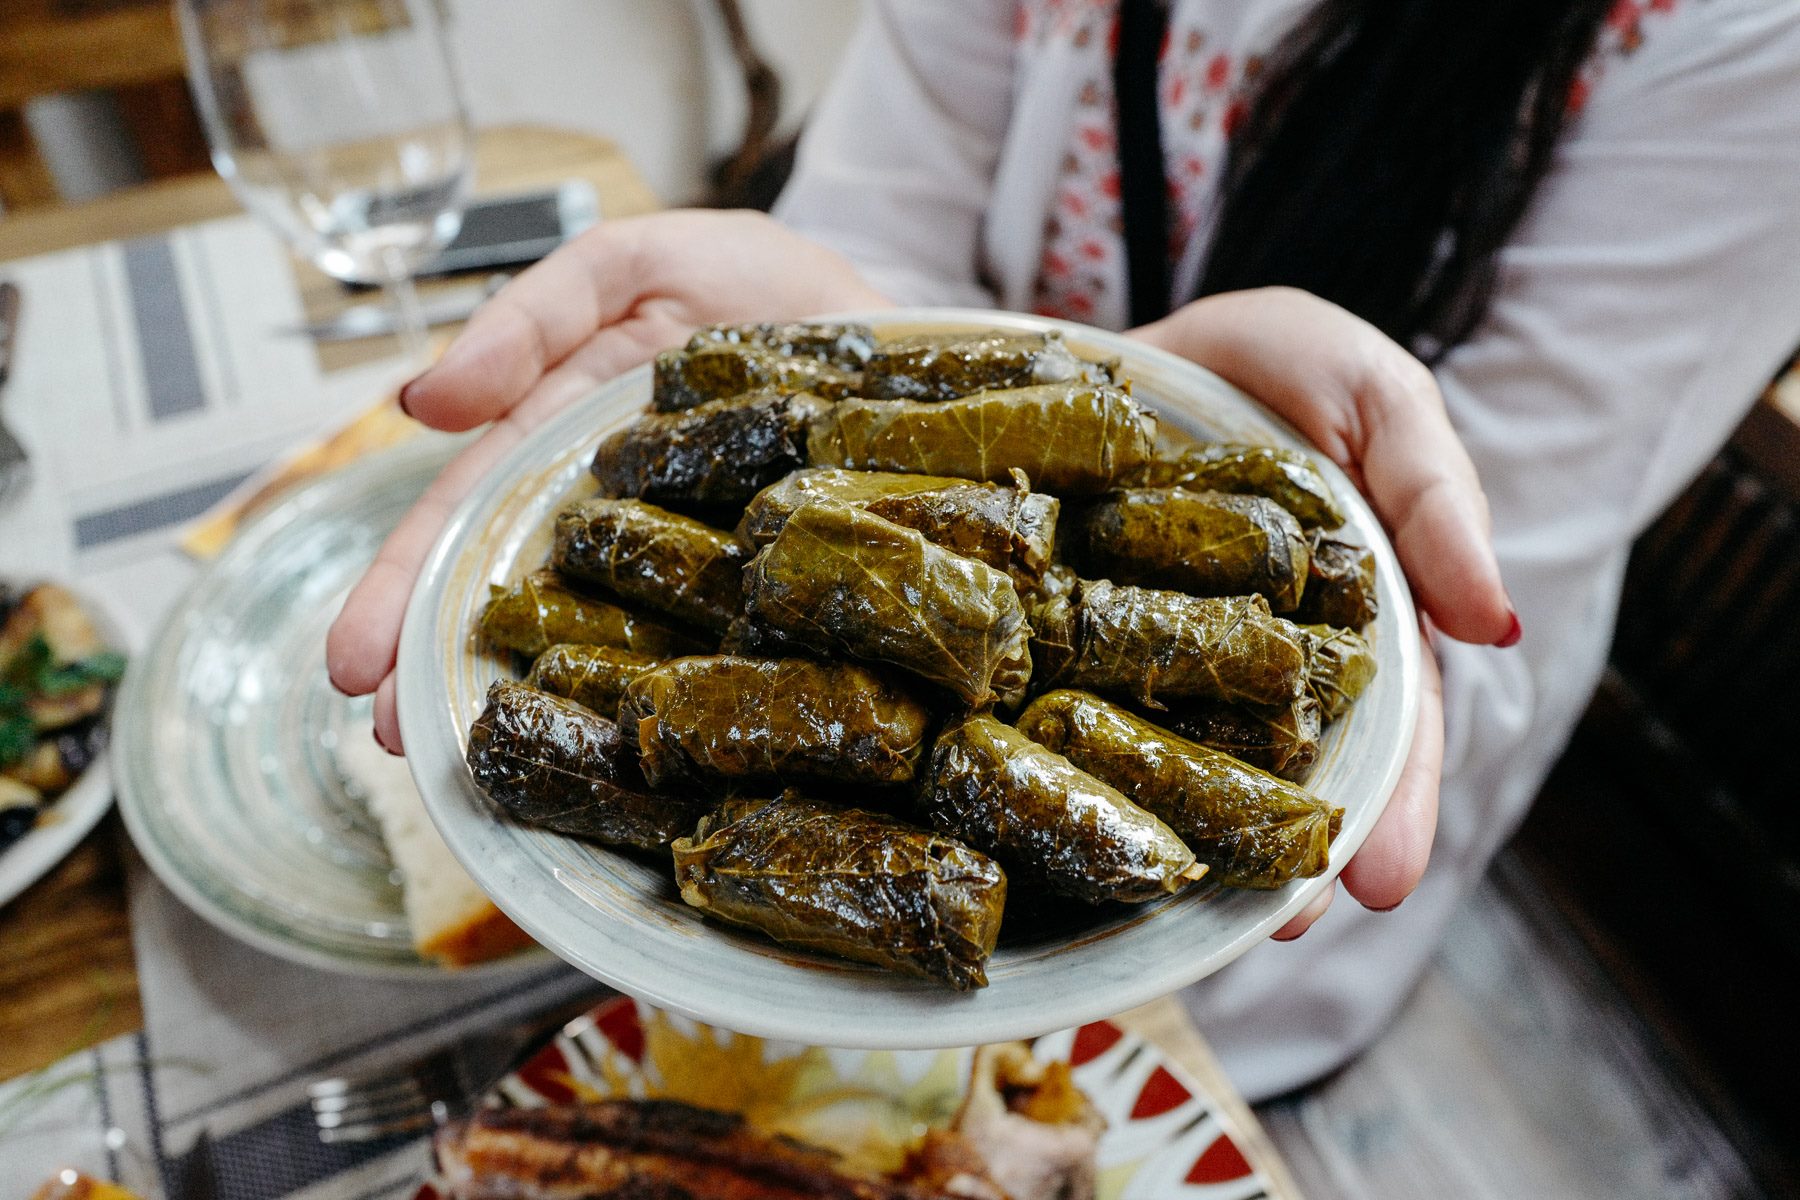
0, 713, 32, 768
0, 633, 127, 768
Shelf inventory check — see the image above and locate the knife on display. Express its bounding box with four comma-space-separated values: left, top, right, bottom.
283, 274, 508, 342
0, 281, 28, 502
0, 281, 19, 386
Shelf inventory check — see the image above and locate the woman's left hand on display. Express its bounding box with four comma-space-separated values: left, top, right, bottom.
1132, 287, 1518, 939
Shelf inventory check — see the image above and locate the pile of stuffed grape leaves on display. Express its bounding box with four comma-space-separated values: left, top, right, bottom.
460, 321, 1384, 988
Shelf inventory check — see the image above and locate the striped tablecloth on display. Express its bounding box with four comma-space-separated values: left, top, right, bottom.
0, 215, 606, 1199
2, 869, 600, 1199
1, 216, 407, 611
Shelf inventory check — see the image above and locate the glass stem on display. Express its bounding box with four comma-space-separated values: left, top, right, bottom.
382, 248, 431, 370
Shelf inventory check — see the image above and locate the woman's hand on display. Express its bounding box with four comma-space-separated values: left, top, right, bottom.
1132, 287, 1518, 939
325, 210, 890, 749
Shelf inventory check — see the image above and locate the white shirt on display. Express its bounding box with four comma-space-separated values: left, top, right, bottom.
776, 0, 1800, 1099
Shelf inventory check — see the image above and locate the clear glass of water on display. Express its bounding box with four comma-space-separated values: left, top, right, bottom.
177, 0, 473, 362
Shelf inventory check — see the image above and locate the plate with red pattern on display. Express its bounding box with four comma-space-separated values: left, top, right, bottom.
416, 995, 1274, 1199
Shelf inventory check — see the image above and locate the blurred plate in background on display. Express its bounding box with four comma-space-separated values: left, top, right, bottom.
0, 591, 135, 909
114, 436, 540, 977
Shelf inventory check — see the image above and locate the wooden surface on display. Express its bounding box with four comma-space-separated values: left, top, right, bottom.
0, 124, 1300, 1196
0, 0, 188, 109
1258, 855, 1762, 1200
115, 76, 212, 182
1509, 375, 1800, 1192
0, 817, 142, 1078
1, 122, 664, 262
0, 106, 57, 209
0, 0, 199, 210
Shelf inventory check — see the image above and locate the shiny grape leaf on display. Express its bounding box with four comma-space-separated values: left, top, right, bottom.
919, 714, 1202, 904
1016, 690, 1342, 889
807, 383, 1157, 495
672, 794, 1007, 990
619, 655, 932, 788
742, 503, 1032, 707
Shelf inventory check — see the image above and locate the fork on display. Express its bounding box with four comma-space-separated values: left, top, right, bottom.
306, 993, 605, 1144
0, 281, 26, 507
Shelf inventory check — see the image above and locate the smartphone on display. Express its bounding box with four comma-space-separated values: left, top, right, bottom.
418, 182, 601, 278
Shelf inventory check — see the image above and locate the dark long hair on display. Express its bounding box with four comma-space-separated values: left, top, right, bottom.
1196, 0, 1618, 362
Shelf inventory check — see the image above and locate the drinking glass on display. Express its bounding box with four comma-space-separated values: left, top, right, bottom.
177, 0, 473, 361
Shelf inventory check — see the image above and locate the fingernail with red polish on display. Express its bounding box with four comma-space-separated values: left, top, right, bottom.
1370, 898, 1405, 913
1496, 610, 1522, 648
397, 378, 421, 417
373, 723, 390, 751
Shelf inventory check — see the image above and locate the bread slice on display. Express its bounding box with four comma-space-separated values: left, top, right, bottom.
339, 735, 534, 968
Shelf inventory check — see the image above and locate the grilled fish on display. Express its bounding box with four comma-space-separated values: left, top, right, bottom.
435, 1099, 958, 1200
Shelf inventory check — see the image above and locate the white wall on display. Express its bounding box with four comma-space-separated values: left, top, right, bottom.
445, 0, 866, 204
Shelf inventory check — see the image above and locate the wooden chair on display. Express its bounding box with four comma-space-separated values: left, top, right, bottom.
703, 0, 797, 212
1518, 375, 1800, 1189
0, 0, 211, 210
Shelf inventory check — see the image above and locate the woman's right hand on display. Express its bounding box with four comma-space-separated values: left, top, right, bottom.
325, 210, 892, 751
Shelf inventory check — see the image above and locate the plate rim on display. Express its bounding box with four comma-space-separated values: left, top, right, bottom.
399, 306, 1420, 1045
111, 439, 548, 980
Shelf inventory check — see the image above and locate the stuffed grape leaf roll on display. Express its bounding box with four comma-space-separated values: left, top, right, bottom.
551, 498, 749, 635
739, 466, 970, 540
1131, 444, 1344, 531
861, 329, 1117, 402
1291, 533, 1379, 630
1063, 487, 1310, 612
1299, 623, 1377, 720
525, 643, 665, 717
1161, 694, 1323, 781
806, 383, 1156, 496
741, 503, 1033, 707
739, 468, 1059, 589
684, 321, 876, 365
478, 570, 708, 658
1029, 578, 1307, 709
716, 613, 813, 659
672, 795, 1006, 990
619, 655, 932, 788
918, 715, 1203, 905
590, 390, 831, 508
1015, 691, 1341, 889
652, 346, 860, 413
465, 681, 710, 850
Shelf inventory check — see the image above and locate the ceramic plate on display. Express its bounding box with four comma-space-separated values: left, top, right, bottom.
0, 592, 135, 909
415, 995, 1276, 1200
113, 437, 543, 977
398, 308, 1420, 1044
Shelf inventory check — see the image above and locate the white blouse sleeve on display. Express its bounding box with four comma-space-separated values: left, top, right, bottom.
1431, 0, 1800, 856
772, 0, 1017, 308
